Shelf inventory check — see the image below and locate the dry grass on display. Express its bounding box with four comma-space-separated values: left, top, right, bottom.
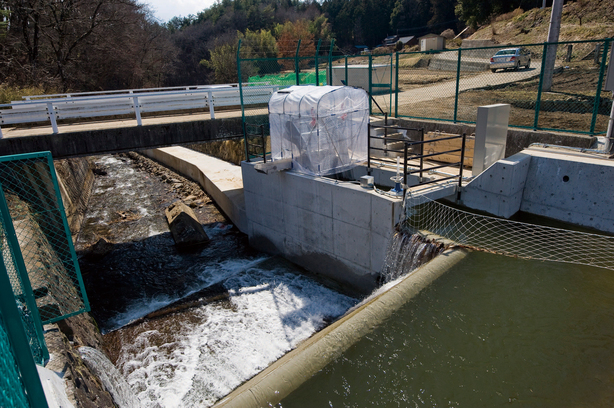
0, 84, 56, 104
189, 136, 271, 165
469, 2, 614, 45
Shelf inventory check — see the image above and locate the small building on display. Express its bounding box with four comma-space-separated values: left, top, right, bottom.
398, 36, 417, 47
418, 34, 445, 51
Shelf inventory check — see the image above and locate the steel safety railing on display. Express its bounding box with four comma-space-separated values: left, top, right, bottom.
368, 123, 466, 195
0, 84, 279, 137
245, 123, 268, 163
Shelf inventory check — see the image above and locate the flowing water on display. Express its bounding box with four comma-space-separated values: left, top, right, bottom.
79, 346, 140, 408
76, 154, 358, 407
280, 250, 614, 407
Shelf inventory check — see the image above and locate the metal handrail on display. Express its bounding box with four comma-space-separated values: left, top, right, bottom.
245, 123, 267, 163
368, 123, 466, 198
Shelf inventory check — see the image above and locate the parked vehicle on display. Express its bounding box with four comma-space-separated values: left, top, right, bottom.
489, 48, 531, 72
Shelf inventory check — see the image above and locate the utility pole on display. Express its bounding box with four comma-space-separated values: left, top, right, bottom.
542, 0, 563, 91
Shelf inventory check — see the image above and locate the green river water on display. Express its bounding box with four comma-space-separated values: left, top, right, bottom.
280, 251, 614, 407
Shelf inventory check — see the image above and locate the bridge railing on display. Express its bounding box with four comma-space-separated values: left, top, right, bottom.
0, 84, 279, 137
20, 83, 239, 100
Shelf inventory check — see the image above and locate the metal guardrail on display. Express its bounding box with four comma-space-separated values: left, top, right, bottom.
368, 123, 466, 196
0, 84, 279, 137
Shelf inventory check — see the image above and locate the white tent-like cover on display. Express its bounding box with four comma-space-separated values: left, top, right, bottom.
269, 85, 369, 176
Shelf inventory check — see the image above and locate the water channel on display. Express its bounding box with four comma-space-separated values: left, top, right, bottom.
76, 154, 357, 407
280, 251, 614, 407
76, 153, 614, 408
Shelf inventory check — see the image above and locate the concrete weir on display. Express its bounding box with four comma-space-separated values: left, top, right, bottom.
213, 247, 468, 408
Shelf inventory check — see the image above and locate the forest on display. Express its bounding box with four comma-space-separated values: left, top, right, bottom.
0, 0, 555, 93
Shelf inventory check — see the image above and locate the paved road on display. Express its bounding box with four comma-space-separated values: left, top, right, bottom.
376, 59, 543, 109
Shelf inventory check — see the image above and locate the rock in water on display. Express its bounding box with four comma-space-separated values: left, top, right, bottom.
165, 201, 209, 247
89, 237, 114, 258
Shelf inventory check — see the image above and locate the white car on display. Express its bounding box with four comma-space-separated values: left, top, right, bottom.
489, 48, 531, 72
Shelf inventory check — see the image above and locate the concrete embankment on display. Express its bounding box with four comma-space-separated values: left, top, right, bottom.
141, 146, 248, 233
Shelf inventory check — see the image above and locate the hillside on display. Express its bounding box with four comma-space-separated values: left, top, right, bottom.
468, 1, 614, 45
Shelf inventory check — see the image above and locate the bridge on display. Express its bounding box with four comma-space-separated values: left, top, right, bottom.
0, 84, 274, 158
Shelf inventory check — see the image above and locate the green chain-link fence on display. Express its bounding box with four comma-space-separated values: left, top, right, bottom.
0, 152, 89, 326
0, 151, 89, 407
237, 38, 611, 150
0, 312, 30, 408
395, 38, 611, 135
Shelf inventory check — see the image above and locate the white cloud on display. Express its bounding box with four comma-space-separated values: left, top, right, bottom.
143, 0, 217, 22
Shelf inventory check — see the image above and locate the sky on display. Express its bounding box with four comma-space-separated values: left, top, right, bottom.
143, 0, 217, 22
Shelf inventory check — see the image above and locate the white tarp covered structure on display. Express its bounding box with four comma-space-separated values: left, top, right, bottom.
269, 85, 369, 176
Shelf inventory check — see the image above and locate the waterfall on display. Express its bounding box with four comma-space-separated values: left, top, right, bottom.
380, 230, 446, 283
78, 346, 140, 408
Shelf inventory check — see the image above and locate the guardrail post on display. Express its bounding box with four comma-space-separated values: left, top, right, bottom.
345, 55, 348, 86
590, 39, 610, 135
46, 102, 59, 134
132, 96, 142, 126
208, 91, 215, 119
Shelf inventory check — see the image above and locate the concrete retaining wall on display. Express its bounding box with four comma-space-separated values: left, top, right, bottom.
242, 162, 404, 295
396, 118, 596, 158
462, 147, 614, 233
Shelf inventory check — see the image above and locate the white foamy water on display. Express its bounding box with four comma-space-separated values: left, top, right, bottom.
114, 261, 357, 408
106, 257, 270, 331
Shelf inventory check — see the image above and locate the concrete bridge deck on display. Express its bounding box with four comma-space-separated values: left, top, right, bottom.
0, 108, 267, 159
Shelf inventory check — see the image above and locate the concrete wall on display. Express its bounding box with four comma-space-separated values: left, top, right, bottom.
242, 162, 404, 295
519, 149, 614, 232
461, 147, 614, 233
396, 118, 596, 158
0, 115, 259, 159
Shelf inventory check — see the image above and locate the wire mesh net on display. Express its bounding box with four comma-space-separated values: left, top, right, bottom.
403, 194, 614, 270
395, 39, 610, 135
0, 313, 30, 408
0, 152, 89, 325
0, 210, 47, 365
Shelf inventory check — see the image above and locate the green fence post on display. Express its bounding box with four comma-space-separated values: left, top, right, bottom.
389, 53, 393, 114
0, 260, 49, 408
0, 185, 48, 364
295, 39, 301, 85
315, 39, 321, 86
590, 39, 610, 135
453, 48, 462, 123
328, 39, 335, 86
369, 52, 373, 115
533, 42, 549, 130
395, 51, 399, 117
237, 40, 249, 162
